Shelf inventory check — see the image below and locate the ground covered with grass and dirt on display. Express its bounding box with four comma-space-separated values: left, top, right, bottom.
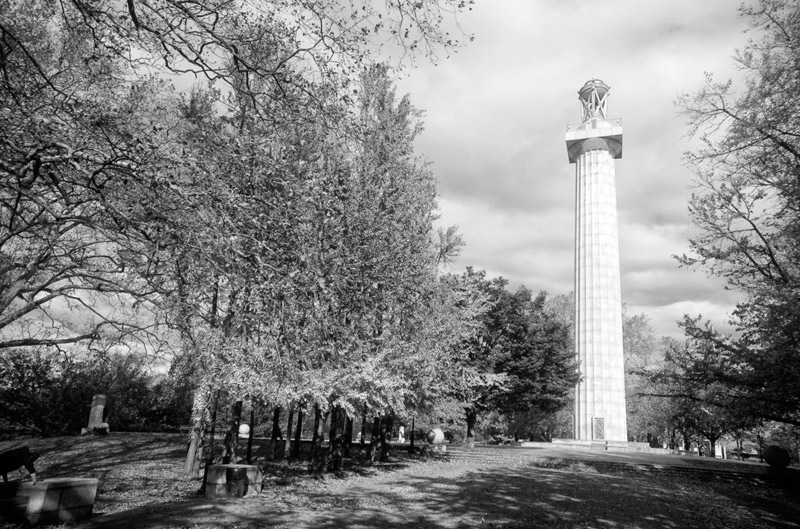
1, 433, 798, 528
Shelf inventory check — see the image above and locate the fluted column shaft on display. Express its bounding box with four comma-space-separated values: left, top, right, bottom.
572, 147, 627, 442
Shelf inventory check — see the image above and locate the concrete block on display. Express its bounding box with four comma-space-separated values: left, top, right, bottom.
205, 464, 262, 498
0, 478, 99, 525
0, 495, 28, 523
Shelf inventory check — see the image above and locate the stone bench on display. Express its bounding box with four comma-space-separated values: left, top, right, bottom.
205, 464, 262, 498
0, 478, 99, 525
0, 495, 28, 524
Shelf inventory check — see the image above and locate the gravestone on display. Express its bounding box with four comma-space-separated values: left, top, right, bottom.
81, 395, 107, 434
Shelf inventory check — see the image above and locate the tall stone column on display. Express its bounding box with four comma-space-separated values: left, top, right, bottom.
565, 80, 628, 442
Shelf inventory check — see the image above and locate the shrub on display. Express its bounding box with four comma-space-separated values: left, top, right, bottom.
763, 445, 791, 469
0, 349, 193, 436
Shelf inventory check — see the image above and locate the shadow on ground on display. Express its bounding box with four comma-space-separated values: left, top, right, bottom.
4, 436, 798, 529
1, 433, 197, 513
85, 455, 800, 529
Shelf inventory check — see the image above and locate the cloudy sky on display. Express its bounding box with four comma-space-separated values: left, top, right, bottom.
395, 0, 755, 339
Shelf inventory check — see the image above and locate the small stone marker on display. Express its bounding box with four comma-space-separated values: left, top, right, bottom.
205, 464, 263, 498
238, 424, 250, 439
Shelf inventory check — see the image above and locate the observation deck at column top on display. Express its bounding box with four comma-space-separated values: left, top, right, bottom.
565, 78, 624, 163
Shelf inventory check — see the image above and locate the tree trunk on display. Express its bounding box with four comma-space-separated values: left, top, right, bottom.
311, 404, 321, 451
309, 405, 327, 473
707, 436, 718, 458
284, 406, 295, 460
246, 406, 255, 464
328, 407, 343, 471
292, 406, 303, 460
682, 431, 692, 452
343, 415, 353, 459
185, 419, 204, 476
408, 416, 416, 454
465, 407, 478, 449
368, 416, 381, 463
222, 399, 243, 464
380, 413, 393, 462
200, 389, 221, 494
360, 405, 368, 448
185, 389, 207, 477
268, 406, 282, 459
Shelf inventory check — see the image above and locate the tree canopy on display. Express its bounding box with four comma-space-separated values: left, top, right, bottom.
1, 0, 489, 449
0, 0, 475, 352
2, 0, 584, 464
451, 269, 578, 444
675, 0, 800, 427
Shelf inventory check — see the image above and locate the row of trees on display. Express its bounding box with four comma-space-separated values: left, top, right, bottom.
666, 0, 800, 431
623, 0, 800, 454
13, 0, 794, 470
1, 0, 582, 472
621, 312, 797, 460
629, 0, 799, 457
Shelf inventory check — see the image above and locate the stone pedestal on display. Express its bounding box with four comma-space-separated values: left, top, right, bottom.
205, 465, 262, 498
0, 478, 99, 525
0, 496, 28, 524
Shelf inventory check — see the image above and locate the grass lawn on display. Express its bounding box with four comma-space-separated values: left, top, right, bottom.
1, 433, 798, 528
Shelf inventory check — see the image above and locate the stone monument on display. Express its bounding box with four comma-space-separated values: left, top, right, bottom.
80, 394, 108, 435
565, 79, 628, 442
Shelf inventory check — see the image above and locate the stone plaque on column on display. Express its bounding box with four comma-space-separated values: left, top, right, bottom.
593, 417, 605, 440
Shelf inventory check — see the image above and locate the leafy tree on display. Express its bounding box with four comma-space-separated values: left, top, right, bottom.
171, 65, 484, 470
640, 335, 759, 452
3, 0, 486, 481
0, 6, 179, 352
488, 288, 578, 441
622, 313, 677, 445
676, 0, 800, 427
1, 0, 476, 355
454, 269, 578, 446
